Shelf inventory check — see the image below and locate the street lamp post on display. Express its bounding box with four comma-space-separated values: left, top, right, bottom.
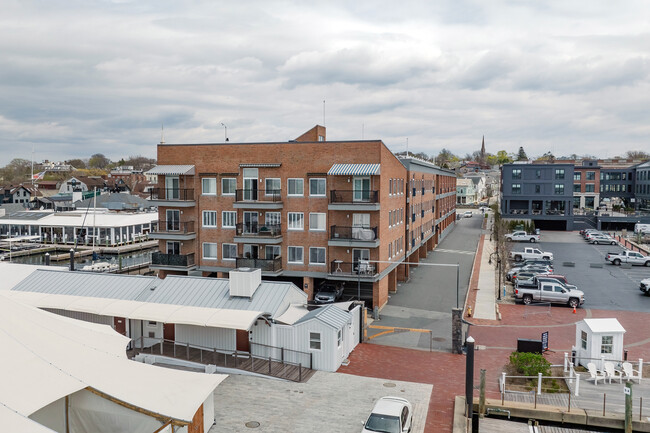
220, 122, 228, 142
465, 336, 476, 431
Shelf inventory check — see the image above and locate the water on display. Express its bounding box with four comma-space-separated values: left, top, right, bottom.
7, 249, 157, 268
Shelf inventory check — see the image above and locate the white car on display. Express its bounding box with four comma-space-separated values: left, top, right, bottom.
463, 211, 473, 218
362, 396, 412, 433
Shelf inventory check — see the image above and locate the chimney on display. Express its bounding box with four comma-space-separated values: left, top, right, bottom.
229, 268, 262, 298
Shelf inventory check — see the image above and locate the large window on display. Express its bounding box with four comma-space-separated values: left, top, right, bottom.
265, 178, 281, 195
555, 169, 565, 180
309, 178, 326, 196
581, 331, 587, 349
574, 173, 581, 181
288, 212, 304, 230
221, 178, 236, 195
585, 184, 595, 193
554, 184, 565, 195
535, 184, 541, 194
511, 184, 521, 194
288, 246, 304, 263
265, 245, 280, 259
202, 242, 218, 260
265, 212, 281, 226
222, 243, 237, 260
287, 178, 304, 196
512, 169, 522, 179
309, 247, 326, 265
309, 213, 326, 231
586, 171, 595, 181
309, 332, 321, 350
202, 178, 217, 195
573, 184, 581, 193
202, 210, 217, 227
601, 335, 613, 354
222, 211, 236, 228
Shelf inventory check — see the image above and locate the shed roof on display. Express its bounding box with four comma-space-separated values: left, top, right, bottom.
295, 304, 351, 329
582, 318, 626, 333
0, 263, 67, 291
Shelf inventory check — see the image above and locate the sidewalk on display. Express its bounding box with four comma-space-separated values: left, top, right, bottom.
467, 211, 497, 320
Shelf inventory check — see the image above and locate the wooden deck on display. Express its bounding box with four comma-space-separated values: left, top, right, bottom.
129, 341, 315, 383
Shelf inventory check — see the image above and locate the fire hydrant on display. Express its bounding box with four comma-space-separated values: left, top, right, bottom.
467, 305, 473, 317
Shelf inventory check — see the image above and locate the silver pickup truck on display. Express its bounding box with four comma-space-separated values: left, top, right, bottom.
605, 250, 650, 266
514, 280, 585, 308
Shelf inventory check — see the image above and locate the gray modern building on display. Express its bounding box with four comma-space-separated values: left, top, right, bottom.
635, 160, 650, 211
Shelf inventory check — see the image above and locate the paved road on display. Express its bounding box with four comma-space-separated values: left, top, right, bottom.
521, 231, 650, 311
368, 212, 484, 351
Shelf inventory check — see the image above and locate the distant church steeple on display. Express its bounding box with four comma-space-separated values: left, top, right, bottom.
480, 135, 486, 165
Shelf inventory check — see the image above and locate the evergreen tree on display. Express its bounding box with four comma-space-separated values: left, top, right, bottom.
516, 147, 528, 161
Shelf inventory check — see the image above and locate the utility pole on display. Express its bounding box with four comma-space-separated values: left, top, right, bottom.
466, 336, 475, 431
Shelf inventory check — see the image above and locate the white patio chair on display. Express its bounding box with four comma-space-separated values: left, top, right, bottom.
603, 362, 623, 384
587, 362, 606, 385
622, 362, 641, 383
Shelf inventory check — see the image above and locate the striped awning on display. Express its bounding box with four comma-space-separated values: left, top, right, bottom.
145, 165, 195, 175
239, 163, 281, 168
327, 163, 380, 176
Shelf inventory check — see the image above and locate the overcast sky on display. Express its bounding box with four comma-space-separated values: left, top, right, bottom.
1, 0, 649, 166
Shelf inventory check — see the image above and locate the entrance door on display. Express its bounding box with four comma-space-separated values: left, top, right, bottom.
236, 329, 250, 352
243, 211, 259, 234
353, 177, 370, 202
243, 244, 259, 259
165, 176, 179, 200
163, 323, 175, 341
166, 241, 180, 255
352, 248, 370, 268
166, 209, 180, 231
243, 168, 258, 201
352, 213, 370, 228
113, 317, 127, 336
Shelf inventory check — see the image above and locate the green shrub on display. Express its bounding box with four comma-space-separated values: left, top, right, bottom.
509, 351, 551, 377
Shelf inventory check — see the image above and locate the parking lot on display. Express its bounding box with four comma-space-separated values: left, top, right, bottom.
509, 231, 650, 311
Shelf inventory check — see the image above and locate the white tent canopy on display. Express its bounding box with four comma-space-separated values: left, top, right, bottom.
5, 290, 267, 330
0, 293, 226, 427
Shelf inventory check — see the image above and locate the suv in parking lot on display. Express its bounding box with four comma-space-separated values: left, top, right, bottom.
362, 396, 412, 433
313, 281, 345, 304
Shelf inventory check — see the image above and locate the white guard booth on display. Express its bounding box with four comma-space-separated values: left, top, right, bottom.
573, 318, 625, 369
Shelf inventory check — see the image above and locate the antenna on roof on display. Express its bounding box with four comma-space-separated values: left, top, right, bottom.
160, 123, 165, 145
323, 100, 326, 127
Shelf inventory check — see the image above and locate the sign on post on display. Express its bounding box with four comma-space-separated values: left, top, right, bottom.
541, 331, 549, 351
624, 386, 631, 395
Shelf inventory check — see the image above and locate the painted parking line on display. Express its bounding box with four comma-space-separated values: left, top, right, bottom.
433, 248, 476, 256
367, 324, 432, 340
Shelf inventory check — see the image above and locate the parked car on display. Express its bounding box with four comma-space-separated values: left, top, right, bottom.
514, 280, 585, 308
516, 275, 577, 291
505, 231, 540, 243
463, 211, 473, 218
509, 247, 554, 262
640, 278, 650, 296
512, 270, 552, 286
634, 223, 650, 235
588, 234, 617, 245
314, 281, 345, 304
362, 396, 412, 433
605, 250, 650, 267
507, 265, 553, 281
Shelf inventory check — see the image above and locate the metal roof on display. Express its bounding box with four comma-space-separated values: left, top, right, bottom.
327, 163, 380, 176
11, 270, 158, 300
295, 304, 351, 329
145, 165, 195, 175
0, 211, 52, 221
142, 275, 307, 318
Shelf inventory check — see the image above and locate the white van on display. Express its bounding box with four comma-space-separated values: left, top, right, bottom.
635, 223, 650, 234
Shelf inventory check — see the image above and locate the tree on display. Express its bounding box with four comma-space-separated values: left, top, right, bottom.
516, 147, 528, 161
626, 151, 650, 160
538, 151, 556, 163
124, 155, 156, 170
0, 158, 32, 184
88, 153, 111, 169
495, 150, 513, 164
67, 158, 86, 169
435, 148, 458, 167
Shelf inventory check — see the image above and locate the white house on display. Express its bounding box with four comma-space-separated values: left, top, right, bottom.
573, 318, 626, 369
456, 178, 477, 204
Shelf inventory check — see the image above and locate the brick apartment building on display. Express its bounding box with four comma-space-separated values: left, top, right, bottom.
147, 126, 457, 309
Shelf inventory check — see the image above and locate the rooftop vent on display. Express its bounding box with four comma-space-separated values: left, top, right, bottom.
229, 268, 262, 298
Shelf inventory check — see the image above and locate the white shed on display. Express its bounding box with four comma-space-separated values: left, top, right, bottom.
574, 318, 626, 369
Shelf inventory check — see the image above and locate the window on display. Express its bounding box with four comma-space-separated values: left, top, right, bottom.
388, 242, 392, 259
288, 246, 303, 263
221, 178, 236, 195
222, 243, 237, 260
202, 242, 218, 260
512, 169, 522, 179
265, 245, 280, 259
148, 321, 157, 327
337, 329, 342, 347
202, 178, 217, 195
585, 184, 595, 193
581, 331, 587, 349
309, 332, 321, 350
389, 179, 393, 195
601, 335, 613, 354
222, 211, 236, 228
512, 184, 521, 194
265, 178, 281, 195
555, 169, 565, 180
309, 247, 326, 265
574, 173, 581, 181
554, 184, 564, 195
535, 170, 541, 179
309, 178, 326, 196
288, 212, 304, 230
309, 213, 326, 231
265, 212, 281, 226
202, 210, 217, 227
535, 185, 541, 194
287, 178, 304, 196
573, 184, 581, 193
586, 171, 595, 181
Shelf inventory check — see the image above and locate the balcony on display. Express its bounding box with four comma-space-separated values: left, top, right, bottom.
328, 225, 380, 248
151, 252, 196, 270
235, 256, 282, 274
328, 260, 377, 279
149, 220, 196, 241
149, 188, 196, 207
234, 223, 282, 244
233, 189, 283, 209
328, 190, 380, 211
